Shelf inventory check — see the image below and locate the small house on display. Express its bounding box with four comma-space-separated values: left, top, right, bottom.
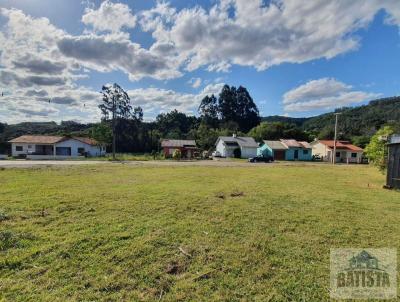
8, 135, 105, 159
386, 135, 400, 189
258, 139, 312, 161
215, 135, 258, 158
161, 139, 198, 159
311, 140, 363, 163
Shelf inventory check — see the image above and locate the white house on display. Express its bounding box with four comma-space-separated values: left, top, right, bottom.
215, 135, 258, 158
8, 135, 106, 159
310, 140, 363, 163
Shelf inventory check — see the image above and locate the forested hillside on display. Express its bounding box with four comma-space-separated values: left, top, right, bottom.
262, 97, 400, 147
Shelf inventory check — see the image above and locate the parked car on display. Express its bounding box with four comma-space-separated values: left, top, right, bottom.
212, 151, 221, 157
248, 156, 273, 163
312, 154, 322, 161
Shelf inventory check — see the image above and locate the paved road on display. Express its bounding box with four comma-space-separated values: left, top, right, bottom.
0, 159, 331, 168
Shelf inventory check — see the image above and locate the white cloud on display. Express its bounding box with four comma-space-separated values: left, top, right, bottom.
82, 0, 137, 33
57, 33, 181, 81
283, 78, 381, 112
127, 83, 224, 118
140, 0, 400, 72
188, 77, 202, 88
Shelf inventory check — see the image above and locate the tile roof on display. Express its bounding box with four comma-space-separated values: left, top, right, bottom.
298, 141, 312, 149
8, 135, 99, 146
161, 139, 197, 148
317, 140, 363, 152
280, 139, 302, 148
8, 135, 65, 144
71, 137, 99, 146
263, 140, 288, 150
218, 136, 258, 148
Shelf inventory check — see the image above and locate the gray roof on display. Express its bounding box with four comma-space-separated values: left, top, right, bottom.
389, 135, 400, 145
263, 140, 288, 150
218, 136, 258, 148
161, 139, 196, 148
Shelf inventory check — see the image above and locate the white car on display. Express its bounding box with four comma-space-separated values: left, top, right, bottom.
212, 151, 221, 157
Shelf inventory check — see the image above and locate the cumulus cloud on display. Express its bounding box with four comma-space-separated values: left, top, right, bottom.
82, 0, 137, 33
128, 83, 224, 117
0, 70, 66, 87
283, 78, 381, 112
140, 0, 400, 72
12, 56, 66, 75
188, 77, 202, 88
57, 34, 181, 80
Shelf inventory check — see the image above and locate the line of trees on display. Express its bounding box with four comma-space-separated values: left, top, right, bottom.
2, 85, 400, 155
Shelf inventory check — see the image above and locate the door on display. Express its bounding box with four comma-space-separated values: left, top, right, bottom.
294, 149, 299, 160
274, 150, 285, 160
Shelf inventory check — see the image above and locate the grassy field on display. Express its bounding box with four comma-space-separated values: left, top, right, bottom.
0, 164, 399, 301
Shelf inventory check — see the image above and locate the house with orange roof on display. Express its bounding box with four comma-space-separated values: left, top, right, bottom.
8, 135, 106, 159
310, 140, 363, 163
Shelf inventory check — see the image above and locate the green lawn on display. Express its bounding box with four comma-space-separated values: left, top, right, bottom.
0, 164, 399, 301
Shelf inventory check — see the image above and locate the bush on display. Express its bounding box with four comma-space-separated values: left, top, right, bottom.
365, 125, 394, 172
172, 149, 182, 160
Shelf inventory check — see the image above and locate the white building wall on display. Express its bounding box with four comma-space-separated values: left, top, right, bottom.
55, 139, 104, 157
240, 147, 257, 158
11, 139, 104, 157
311, 142, 328, 158
215, 140, 227, 157
11, 143, 36, 157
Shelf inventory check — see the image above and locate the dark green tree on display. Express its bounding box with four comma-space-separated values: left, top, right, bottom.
198, 94, 219, 128
99, 83, 133, 160
235, 86, 260, 132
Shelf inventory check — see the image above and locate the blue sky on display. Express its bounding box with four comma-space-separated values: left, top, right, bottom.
0, 0, 399, 123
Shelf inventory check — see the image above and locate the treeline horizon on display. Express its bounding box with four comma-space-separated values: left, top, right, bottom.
1, 85, 400, 154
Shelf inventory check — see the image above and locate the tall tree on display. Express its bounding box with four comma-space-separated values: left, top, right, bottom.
217, 85, 260, 132
99, 83, 132, 160
218, 85, 238, 124
236, 86, 260, 132
198, 94, 219, 128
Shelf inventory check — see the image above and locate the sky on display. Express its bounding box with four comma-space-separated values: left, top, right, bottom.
0, 0, 399, 124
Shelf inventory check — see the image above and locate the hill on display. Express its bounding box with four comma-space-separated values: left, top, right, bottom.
263, 96, 400, 142
261, 115, 309, 126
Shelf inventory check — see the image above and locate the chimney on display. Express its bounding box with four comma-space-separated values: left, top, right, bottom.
232, 133, 237, 138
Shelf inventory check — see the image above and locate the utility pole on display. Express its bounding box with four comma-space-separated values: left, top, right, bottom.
333, 113, 341, 165
112, 93, 116, 161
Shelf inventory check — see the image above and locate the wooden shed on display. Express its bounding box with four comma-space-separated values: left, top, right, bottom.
386, 135, 400, 189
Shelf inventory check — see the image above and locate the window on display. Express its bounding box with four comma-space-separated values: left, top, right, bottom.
336, 152, 340, 157
28, 145, 32, 149
351, 153, 357, 158
16, 146, 23, 151
303, 150, 309, 155
56, 147, 71, 156
77, 147, 85, 155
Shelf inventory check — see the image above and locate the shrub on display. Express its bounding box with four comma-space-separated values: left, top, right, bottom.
172, 149, 182, 160
365, 125, 394, 172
